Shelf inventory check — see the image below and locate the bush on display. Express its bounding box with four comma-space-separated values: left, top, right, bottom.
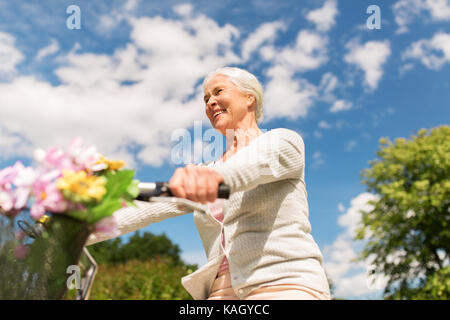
68, 257, 195, 300
65, 231, 198, 300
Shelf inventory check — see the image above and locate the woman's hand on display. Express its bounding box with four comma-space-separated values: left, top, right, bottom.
169, 164, 225, 204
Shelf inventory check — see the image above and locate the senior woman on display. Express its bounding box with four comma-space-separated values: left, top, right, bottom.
86, 67, 331, 300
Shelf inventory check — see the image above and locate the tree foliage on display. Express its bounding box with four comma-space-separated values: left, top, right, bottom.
66, 257, 195, 300
356, 125, 450, 299
88, 230, 188, 266
71, 231, 199, 299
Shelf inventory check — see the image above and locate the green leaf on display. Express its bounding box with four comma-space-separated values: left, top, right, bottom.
65, 209, 90, 222
126, 179, 140, 198
103, 170, 136, 200
63, 170, 138, 224
358, 125, 450, 299
87, 198, 123, 224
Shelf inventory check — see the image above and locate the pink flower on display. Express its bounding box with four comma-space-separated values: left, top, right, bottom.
67, 137, 100, 170
42, 183, 69, 213
14, 244, 29, 261
14, 187, 31, 210
0, 161, 36, 213
13, 165, 38, 187
0, 161, 23, 186
0, 190, 14, 212
13, 165, 38, 210
44, 147, 76, 171
94, 216, 119, 238
15, 230, 26, 241
34, 137, 100, 172
30, 176, 70, 220
30, 202, 45, 220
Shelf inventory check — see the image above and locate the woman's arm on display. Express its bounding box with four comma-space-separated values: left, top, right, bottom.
212, 128, 304, 194
85, 200, 192, 246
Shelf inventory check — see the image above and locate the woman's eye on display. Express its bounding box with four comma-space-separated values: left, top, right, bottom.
216, 89, 223, 94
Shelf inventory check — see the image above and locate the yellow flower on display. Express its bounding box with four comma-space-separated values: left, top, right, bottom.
94, 154, 126, 171
57, 170, 107, 202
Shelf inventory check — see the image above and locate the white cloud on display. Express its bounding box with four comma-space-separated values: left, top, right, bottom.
124, 0, 140, 11
371, 107, 396, 127
313, 151, 322, 159
260, 29, 329, 73
311, 151, 325, 169
241, 20, 286, 61
403, 32, 450, 70
393, 0, 450, 34
263, 65, 318, 121
399, 63, 415, 76
335, 119, 348, 129
330, 99, 352, 113
35, 39, 60, 61
318, 120, 331, 129
181, 249, 207, 266
259, 29, 330, 122
393, 0, 428, 34
0, 32, 24, 77
306, 0, 339, 32
335, 272, 385, 298
427, 0, 450, 20
0, 6, 332, 167
319, 72, 338, 95
345, 140, 358, 152
323, 193, 388, 299
98, 14, 120, 32
276, 30, 329, 72
0, 126, 30, 159
0, 10, 241, 167
173, 3, 194, 17
337, 193, 378, 238
97, 0, 142, 33
344, 40, 391, 90
318, 72, 345, 109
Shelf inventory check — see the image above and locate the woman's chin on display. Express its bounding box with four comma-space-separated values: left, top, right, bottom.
213, 118, 227, 129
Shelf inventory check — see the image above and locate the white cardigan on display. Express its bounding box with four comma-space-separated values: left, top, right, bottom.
86, 128, 330, 299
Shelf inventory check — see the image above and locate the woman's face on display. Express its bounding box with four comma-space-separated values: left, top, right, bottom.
204, 74, 255, 134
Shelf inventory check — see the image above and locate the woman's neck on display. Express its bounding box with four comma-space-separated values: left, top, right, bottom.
222, 125, 263, 161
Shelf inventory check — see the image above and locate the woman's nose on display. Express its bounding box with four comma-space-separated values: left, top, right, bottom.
207, 96, 217, 109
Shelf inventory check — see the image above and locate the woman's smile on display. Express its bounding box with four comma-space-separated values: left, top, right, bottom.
213, 110, 226, 118
204, 74, 254, 134
213, 109, 228, 124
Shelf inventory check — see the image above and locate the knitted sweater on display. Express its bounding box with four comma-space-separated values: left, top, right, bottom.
86, 128, 330, 299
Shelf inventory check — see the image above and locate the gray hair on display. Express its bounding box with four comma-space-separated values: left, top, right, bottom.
202, 67, 264, 123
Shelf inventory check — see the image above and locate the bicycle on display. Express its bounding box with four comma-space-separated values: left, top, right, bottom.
16, 181, 230, 300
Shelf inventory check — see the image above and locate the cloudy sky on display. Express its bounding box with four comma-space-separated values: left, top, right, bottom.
1, 0, 449, 299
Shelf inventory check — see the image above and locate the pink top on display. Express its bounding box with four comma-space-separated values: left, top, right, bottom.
208, 198, 229, 274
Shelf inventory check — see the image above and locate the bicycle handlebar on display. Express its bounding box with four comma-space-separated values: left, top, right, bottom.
136, 182, 231, 201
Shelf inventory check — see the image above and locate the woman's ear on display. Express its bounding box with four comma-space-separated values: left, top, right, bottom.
247, 95, 256, 110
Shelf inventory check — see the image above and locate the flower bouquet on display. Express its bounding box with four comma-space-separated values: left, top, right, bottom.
0, 138, 139, 299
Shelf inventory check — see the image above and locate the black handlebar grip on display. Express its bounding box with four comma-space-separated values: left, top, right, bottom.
136, 181, 231, 201
165, 182, 230, 199
217, 183, 230, 199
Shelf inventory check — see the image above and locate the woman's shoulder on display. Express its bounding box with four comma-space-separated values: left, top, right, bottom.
264, 128, 305, 146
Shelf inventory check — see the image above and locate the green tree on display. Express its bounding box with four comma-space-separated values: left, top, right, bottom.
356, 125, 450, 299
73, 231, 198, 299
88, 231, 185, 266
87, 237, 124, 264
122, 231, 182, 265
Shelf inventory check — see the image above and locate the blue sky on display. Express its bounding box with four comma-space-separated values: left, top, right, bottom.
0, 0, 449, 299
